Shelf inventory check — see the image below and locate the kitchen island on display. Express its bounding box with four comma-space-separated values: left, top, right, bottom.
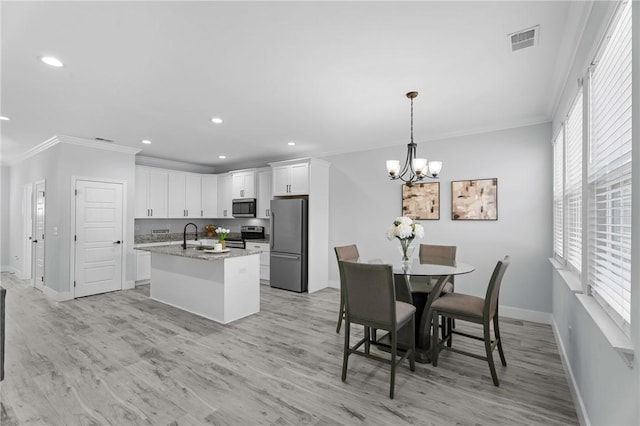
137, 244, 260, 324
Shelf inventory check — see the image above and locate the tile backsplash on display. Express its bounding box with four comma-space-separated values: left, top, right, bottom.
134, 218, 269, 236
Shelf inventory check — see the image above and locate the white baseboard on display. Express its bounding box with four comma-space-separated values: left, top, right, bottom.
499, 305, 552, 325
43, 286, 73, 302
1, 265, 19, 275
123, 280, 135, 290
327, 279, 339, 289
551, 319, 591, 426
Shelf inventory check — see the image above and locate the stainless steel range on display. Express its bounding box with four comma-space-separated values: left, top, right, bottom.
224, 226, 265, 249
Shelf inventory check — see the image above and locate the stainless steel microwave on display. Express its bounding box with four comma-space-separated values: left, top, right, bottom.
232, 198, 256, 218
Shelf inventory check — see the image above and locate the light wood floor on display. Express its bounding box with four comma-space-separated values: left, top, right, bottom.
0, 272, 578, 425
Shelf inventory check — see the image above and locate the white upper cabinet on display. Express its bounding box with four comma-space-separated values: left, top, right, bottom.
231, 170, 256, 199
201, 175, 218, 218
256, 168, 272, 219
271, 162, 309, 196
135, 166, 168, 218
168, 172, 201, 218
185, 173, 202, 218
217, 173, 233, 218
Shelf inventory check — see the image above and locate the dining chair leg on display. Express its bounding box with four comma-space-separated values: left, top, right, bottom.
341, 321, 350, 382
431, 310, 440, 367
484, 321, 499, 386
446, 318, 453, 347
409, 316, 416, 372
494, 315, 507, 366
390, 330, 397, 399
336, 294, 344, 333
364, 326, 371, 355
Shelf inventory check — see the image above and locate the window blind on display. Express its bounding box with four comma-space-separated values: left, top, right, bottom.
565, 92, 583, 273
588, 0, 632, 335
553, 128, 564, 259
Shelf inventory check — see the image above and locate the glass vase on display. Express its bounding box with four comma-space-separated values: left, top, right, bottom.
398, 238, 415, 262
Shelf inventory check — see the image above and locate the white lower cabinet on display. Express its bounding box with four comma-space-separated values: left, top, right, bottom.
135, 250, 151, 283
247, 242, 270, 282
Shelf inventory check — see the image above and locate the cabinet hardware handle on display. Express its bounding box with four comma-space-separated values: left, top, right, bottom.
151, 209, 153, 216
113, 240, 121, 244
201, 210, 203, 216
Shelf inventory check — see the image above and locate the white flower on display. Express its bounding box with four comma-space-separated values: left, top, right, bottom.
385, 216, 424, 241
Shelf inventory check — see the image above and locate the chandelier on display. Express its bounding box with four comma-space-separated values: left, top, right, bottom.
386, 91, 442, 186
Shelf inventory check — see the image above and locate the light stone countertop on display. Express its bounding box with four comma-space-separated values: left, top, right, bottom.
136, 244, 260, 261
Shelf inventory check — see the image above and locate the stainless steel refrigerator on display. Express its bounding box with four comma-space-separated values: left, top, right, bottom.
270, 198, 308, 292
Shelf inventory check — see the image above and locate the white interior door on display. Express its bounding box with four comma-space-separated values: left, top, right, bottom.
33, 182, 45, 290
74, 180, 124, 298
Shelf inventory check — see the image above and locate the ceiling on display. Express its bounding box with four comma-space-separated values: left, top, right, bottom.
1, 1, 588, 171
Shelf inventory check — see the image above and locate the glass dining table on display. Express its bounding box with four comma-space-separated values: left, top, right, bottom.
374, 258, 475, 363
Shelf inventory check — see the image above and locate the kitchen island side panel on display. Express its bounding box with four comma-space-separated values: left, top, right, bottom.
149, 252, 259, 324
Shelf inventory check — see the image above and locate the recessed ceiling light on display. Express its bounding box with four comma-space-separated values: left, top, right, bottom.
288, 142, 296, 146
0, 116, 10, 121
211, 117, 223, 124
141, 140, 152, 144
40, 56, 64, 67
218, 155, 226, 159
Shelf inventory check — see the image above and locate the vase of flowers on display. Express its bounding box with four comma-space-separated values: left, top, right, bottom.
215, 227, 230, 249
386, 216, 424, 262
205, 224, 216, 237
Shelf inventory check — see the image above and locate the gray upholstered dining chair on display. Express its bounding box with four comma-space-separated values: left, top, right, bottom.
430, 256, 510, 386
340, 260, 416, 399
334, 245, 360, 333
413, 244, 457, 343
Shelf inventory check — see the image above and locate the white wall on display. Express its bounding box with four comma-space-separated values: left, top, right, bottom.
9, 145, 62, 284
9, 139, 137, 296
1, 165, 11, 271
323, 122, 552, 316
549, 2, 639, 425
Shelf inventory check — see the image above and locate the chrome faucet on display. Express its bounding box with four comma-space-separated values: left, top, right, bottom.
182, 223, 198, 249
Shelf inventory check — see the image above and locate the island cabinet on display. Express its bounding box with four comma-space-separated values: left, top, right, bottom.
168, 172, 202, 218
135, 166, 168, 218
140, 245, 260, 324
201, 174, 218, 218
217, 173, 232, 218
231, 169, 256, 199
256, 168, 272, 219
272, 162, 309, 196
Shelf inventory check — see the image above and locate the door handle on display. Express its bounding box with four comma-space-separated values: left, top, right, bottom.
33, 240, 38, 244
113, 241, 122, 244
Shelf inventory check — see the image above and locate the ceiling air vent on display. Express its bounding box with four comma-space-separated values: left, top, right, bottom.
95, 137, 114, 143
508, 25, 539, 52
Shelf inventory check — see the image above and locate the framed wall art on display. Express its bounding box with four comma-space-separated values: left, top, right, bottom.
402, 182, 440, 220
451, 178, 498, 220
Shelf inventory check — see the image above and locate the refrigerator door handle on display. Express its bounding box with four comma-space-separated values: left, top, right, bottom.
270, 210, 274, 250
271, 253, 300, 260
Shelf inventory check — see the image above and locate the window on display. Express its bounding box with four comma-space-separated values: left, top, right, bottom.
588, 0, 632, 335
565, 92, 583, 273
553, 128, 564, 259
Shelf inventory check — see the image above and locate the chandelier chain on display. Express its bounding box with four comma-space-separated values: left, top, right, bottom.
410, 96, 414, 144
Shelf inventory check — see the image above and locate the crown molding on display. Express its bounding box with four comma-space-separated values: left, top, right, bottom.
136, 155, 217, 174
9, 135, 141, 165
